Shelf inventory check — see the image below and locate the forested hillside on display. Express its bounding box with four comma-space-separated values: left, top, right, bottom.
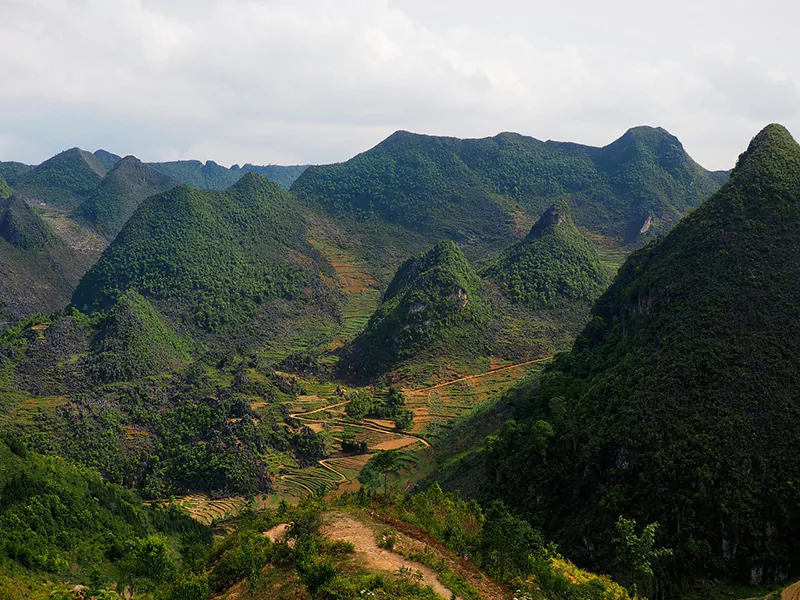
76, 156, 179, 239
0, 197, 97, 321
341, 240, 494, 381
292, 127, 727, 256
72, 173, 340, 346
483, 124, 800, 593
12, 148, 107, 210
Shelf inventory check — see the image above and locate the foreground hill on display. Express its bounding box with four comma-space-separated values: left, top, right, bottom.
484, 124, 800, 590
341, 240, 494, 381
72, 173, 339, 346
0, 197, 96, 321
292, 126, 726, 256
0, 435, 210, 600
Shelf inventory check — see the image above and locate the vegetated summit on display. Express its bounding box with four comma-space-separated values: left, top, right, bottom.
75, 155, 179, 239
292, 126, 728, 256
341, 240, 493, 381
483, 124, 800, 590
72, 172, 339, 345
483, 198, 609, 308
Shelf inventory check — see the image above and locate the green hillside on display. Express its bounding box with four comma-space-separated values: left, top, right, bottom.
86, 290, 191, 381
483, 125, 800, 591
72, 173, 338, 342
0, 161, 33, 186
483, 198, 609, 308
13, 148, 107, 210
341, 240, 493, 381
0, 197, 95, 321
0, 174, 10, 199
0, 435, 210, 599
93, 148, 122, 171
76, 156, 179, 239
292, 127, 725, 254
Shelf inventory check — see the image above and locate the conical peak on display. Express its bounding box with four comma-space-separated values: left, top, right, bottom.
726, 123, 800, 200
526, 199, 572, 239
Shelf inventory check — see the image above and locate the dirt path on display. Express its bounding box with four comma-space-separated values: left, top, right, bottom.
320, 512, 458, 600
406, 355, 553, 395
783, 581, 800, 600
290, 401, 350, 419
318, 459, 348, 482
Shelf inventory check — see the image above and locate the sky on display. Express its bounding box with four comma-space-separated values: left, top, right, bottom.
1, 0, 798, 170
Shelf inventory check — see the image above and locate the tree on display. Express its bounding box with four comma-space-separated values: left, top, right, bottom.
614, 516, 672, 598
393, 408, 414, 432
370, 450, 400, 493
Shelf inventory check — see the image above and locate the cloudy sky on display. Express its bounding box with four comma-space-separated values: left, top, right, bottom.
1, 0, 798, 170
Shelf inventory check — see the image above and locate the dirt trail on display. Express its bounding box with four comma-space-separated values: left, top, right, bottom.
405, 355, 553, 395
319, 512, 458, 600
318, 459, 348, 482
290, 401, 350, 419
783, 581, 800, 600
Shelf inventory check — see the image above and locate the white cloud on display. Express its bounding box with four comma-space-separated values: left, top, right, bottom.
0, 0, 798, 170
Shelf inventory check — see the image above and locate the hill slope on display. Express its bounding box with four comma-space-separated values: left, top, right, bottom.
483, 198, 608, 308
484, 124, 800, 589
0, 197, 95, 321
13, 148, 106, 210
72, 173, 339, 344
292, 127, 725, 253
76, 156, 179, 239
341, 240, 493, 381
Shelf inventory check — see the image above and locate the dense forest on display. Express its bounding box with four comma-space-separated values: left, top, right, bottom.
482, 124, 800, 593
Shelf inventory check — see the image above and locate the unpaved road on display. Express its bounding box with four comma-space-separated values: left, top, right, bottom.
783, 581, 800, 600
405, 355, 553, 395
319, 512, 458, 600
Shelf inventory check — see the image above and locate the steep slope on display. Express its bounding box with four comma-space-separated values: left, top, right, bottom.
341, 240, 493, 381
0, 161, 33, 186
72, 173, 339, 345
85, 290, 191, 381
483, 198, 608, 308
0, 197, 95, 321
292, 127, 725, 254
76, 156, 179, 239
0, 174, 10, 199
93, 148, 122, 170
0, 435, 210, 599
484, 125, 800, 588
13, 147, 106, 210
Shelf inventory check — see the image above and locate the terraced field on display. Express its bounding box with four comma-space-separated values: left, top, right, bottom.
173, 493, 282, 525
403, 358, 548, 440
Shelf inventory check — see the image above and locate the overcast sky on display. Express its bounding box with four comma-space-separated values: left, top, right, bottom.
1, 0, 798, 170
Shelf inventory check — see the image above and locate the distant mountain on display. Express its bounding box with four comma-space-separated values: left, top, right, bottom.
72, 173, 339, 345
234, 163, 309, 190
13, 148, 107, 210
93, 148, 123, 170
292, 127, 726, 253
484, 125, 800, 587
0, 197, 96, 321
148, 159, 308, 191
76, 156, 179, 239
341, 240, 493, 381
0, 161, 33, 186
483, 199, 608, 308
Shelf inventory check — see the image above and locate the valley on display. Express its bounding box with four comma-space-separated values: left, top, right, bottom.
1, 123, 798, 600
